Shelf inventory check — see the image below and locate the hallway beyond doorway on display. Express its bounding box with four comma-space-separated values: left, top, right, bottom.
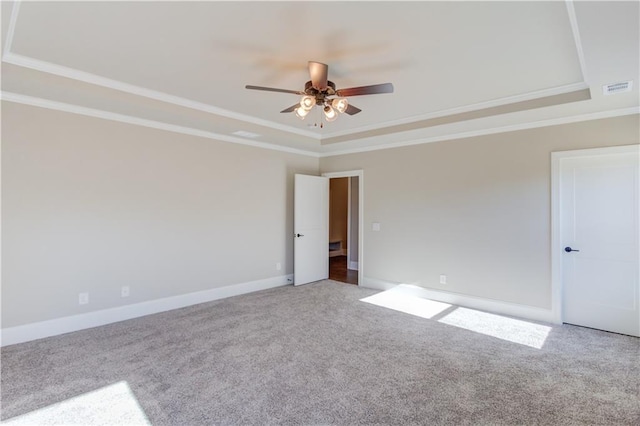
329, 256, 358, 285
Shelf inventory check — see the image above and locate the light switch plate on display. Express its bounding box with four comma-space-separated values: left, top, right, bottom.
372, 222, 381, 231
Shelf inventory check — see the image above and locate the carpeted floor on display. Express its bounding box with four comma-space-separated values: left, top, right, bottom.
2, 280, 639, 425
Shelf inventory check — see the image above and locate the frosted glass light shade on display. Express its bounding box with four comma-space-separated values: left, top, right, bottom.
324, 105, 337, 121
300, 96, 316, 110
295, 106, 310, 119
332, 98, 348, 113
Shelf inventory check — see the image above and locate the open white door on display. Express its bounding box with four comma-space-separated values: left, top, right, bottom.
294, 174, 329, 286
560, 147, 639, 336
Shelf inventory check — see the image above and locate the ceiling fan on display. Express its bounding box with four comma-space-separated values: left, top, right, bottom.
245, 61, 394, 123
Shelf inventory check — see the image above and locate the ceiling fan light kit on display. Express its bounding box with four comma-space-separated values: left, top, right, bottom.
246, 61, 394, 124
323, 105, 338, 122
332, 98, 349, 114
300, 95, 316, 110
294, 106, 310, 119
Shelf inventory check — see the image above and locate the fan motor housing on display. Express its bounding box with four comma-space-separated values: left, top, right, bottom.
305, 80, 336, 103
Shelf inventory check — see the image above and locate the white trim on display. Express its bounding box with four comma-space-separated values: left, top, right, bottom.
0, 2, 626, 155
0, 91, 320, 158
565, 0, 589, 83
360, 278, 556, 324
347, 177, 352, 266
550, 145, 640, 326
0, 5, 590, 145
348, 261, 359, 271
2, 52, 320, 140
2, 92, 637, 160
360, 277, 398, 291
2, 1, 20, 58
320, 107, 640, 157
2, 50, 589, 145
320, 82, 589, 139
0, 274, 293, 347
322, 170, 364, 286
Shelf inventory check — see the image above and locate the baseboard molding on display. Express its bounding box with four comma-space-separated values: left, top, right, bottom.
360, 277, 398, 291
360, 277, 556, 324
0, 274, 293, 347
348, 261, 359, 271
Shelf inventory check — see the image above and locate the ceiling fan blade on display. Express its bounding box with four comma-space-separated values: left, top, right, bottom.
336, 83, 394, 97
344, 104, 362, 115
280, 104, 299, 113
245, 85, 304, 95
309, 61, 328, 90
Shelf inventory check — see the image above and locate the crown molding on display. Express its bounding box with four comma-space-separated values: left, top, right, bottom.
3, 1, 634, 159
2, 52, 322, 140
0, 0, 595, 146
2, 0, 20, 55
3, 91, 636, 159
319, 107, 640, 157
565, 0, 589, 83
320, 81, 590, 140
1, 0, 319, 141
0, 91, 320, 158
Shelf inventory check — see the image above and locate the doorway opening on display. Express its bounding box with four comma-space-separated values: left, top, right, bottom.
322, 170, 364, 285
327, 176, 359, 285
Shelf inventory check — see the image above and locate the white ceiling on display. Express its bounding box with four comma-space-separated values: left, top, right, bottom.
1, 1, 638, 156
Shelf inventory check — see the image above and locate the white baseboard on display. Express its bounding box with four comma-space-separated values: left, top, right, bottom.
360, 277, 556, 324
0, 274, 293, 347
360, 277, 399, 291
348, 261, 359, 271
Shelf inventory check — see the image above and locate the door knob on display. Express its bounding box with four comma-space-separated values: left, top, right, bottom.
295, 233, 304, 238
564, 246, 580, 253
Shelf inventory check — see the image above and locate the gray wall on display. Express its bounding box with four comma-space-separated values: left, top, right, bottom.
1, 102, 318, 327
3, 100, 638, 328
321, 115, 640, 309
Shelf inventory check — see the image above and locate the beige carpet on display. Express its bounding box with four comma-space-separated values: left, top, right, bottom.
2, 280, 639, 425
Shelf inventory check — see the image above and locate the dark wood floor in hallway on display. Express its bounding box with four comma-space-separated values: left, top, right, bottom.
329, 256, 358, 285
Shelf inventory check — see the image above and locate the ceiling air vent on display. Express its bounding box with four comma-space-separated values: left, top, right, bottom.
602, 80, 633, 96
232, 130, 260, 138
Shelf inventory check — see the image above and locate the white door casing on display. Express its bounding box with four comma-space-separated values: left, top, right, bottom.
294, 174, 329, 286
552, 145, 639, 336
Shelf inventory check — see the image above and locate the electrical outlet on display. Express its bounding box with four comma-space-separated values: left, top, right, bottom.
276, 262, 282, 271
79, 292, 89, 305
121, 286, 130, 298
440, 275, 447, 285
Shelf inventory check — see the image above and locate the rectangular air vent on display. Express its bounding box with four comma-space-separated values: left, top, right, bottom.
602, 80, 633, 95
232, 130, 260, 138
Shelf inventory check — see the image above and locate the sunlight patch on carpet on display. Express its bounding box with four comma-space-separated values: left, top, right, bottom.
361, 285, 551, 349
360, 287, 452, 319
438, 307, 551, 349
3, 381, 151, 425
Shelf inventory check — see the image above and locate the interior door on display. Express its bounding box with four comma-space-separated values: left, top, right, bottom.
561, 148, 639, 336
294, 174, 329, 285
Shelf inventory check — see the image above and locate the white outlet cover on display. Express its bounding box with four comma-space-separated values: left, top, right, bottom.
79, 293, 89, 305
372, 222, 381, 231
121, 286, 130, 297
276, 262, 282, 271
440, 275, 447, 284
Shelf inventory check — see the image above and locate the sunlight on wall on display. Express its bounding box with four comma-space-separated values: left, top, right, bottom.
3, 381, 151, 425
360, 285, 551, 349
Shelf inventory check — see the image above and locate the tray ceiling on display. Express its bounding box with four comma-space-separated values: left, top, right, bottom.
1, 1, 638, 156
